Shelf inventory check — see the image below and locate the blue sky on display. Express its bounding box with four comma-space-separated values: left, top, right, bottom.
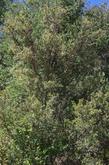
89, 0, 103, 5
87, 0, 109, 6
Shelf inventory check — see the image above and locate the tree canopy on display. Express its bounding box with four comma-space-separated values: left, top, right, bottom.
1, 0, 109, 164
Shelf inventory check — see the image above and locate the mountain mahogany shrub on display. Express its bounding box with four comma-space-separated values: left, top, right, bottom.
1, 0, 109, 164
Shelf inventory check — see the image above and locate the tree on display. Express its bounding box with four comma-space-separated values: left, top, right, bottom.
1, 0, 109, 164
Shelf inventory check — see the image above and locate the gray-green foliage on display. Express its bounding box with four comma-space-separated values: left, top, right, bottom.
1, 0, 109, 164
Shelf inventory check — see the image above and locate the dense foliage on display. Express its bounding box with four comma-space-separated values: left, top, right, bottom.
0, 0, 13, 24
1, 0, 109, 164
